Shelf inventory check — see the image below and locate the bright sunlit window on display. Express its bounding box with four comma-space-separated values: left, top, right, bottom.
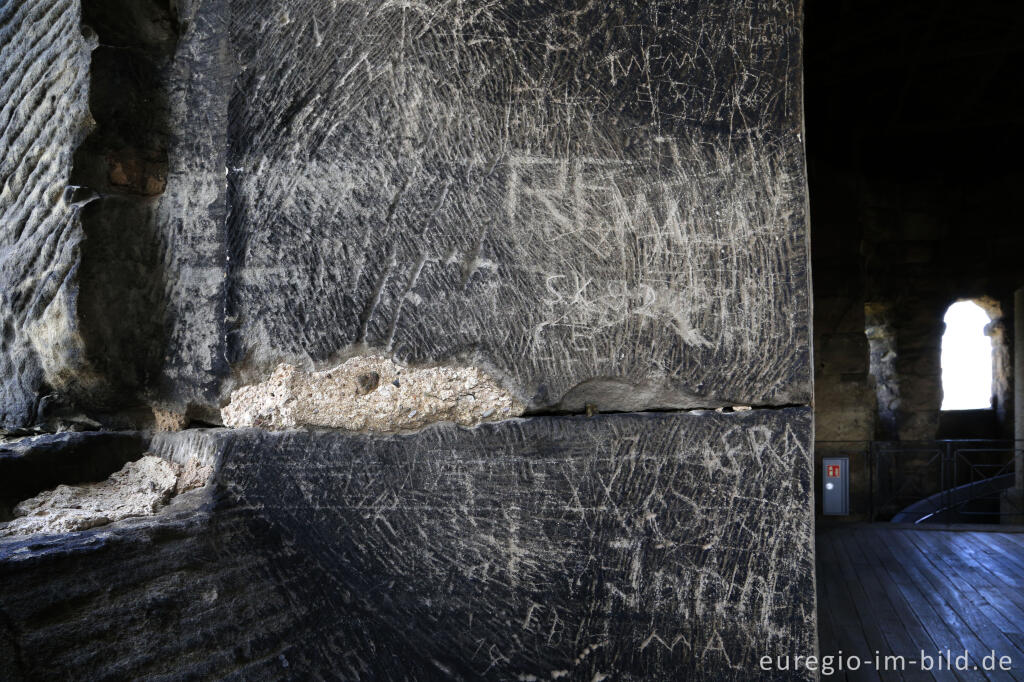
940, 301, 993, 410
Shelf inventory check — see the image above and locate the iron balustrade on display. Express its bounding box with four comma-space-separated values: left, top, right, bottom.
815, 439, 1024, 523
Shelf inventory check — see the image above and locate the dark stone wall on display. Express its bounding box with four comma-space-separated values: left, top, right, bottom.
220, 0, 810, 413
0, 0, 815, 677
217, 411, 816, 680
0, 486, 302, 681
2, 0, 810, 428
0, 0, 92, 428
1, 412, 814, 681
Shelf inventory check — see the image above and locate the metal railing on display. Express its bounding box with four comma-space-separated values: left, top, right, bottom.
816, 439, 1024, 523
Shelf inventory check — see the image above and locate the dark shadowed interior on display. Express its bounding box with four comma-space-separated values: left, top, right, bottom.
808, 2, 1024, 677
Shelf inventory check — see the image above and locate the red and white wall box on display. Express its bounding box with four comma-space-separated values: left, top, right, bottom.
823, 457, 850, 515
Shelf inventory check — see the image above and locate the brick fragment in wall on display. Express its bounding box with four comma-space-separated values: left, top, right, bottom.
1, 409, 816, 681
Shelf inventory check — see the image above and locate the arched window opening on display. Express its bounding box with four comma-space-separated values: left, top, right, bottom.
940, 300, 994, 411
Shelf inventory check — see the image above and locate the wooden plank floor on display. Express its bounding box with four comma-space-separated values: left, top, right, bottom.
817, 526, 1024, 681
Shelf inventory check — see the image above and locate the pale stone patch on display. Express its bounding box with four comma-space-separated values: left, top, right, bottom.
152, 407, 188, 431
221, 355, 524, 432
0, 455, 212, 538
176, 456, 214, 491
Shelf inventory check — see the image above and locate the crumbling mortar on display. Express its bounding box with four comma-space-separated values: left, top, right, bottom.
221, 355, 526, 432
0, 455, 212, 539
523, 402, 809, 418
221, 353, 812, 434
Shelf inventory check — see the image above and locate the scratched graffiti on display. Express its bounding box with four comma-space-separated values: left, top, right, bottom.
216, 408, 816, 680
223, 0, 809, 410
505, 139, 801, 359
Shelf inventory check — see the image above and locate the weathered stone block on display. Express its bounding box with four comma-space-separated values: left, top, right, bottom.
1, 408, 815, 680
0, 483, 293, 681
0, 0, 93, 428
215, 409, 816, 679
1, 5, 815, 678
222, 0, 810, 413
0, 431, 147, 518
1, 0, 809, 427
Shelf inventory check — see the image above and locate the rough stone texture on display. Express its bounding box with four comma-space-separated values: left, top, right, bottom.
142, 0, 232, 417
1, 0, 808, 429
0, 430, 148, 519
222, 355, 524, 431
0, 1, 816, 678
214, 410, 817, 680
152, 406, 188, 432
0, 410, 815, 680
0, 0, 231, 431
0, 455, 192, 537
0, 0, 93, 428
174, 454, 214, 492
222, 0, 810, 414
0, 484, 292, 682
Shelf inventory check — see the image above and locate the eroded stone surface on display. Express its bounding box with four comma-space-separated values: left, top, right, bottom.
0, 430, 148, 519
0, 411, 815, 681
0, 5, 815, 680
212, 409, 816, 680
221, 355, 524, 431
0, 476, 295, 682
0, 0, 93, 428
1, 0, 809, 428
0, 455, 210, 537
152, 407, 188, 432
221, 0, 810, 413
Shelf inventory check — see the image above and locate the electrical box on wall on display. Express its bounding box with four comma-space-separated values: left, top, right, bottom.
822, 457, 849, 515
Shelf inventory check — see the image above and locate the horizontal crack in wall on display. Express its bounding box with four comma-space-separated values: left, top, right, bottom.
525, 401, 810, 418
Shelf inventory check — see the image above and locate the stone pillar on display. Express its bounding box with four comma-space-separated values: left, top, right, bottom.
894, 304, 946, 442
1003, 287, 1024, 522
1015, 288, 1024, 490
